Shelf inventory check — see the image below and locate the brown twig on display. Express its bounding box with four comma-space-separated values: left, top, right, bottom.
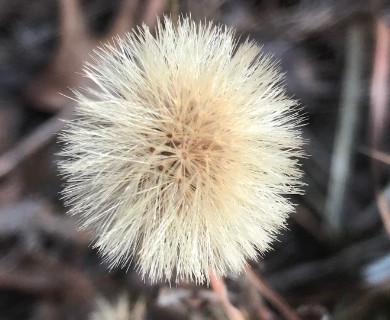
370, 20, 390, 148
209, 270, 245, 320
25, 0, 166, 112
143, 0, 168, 27
360, 148, 390, 165
107, 0, 140, 39
293, 205, 328, 245
376, 188, 390, 235
60, 0, 88, 44
370, 19, 390, 236
245, 276, 275, 320
168, 0, 179, 23
25, 0, 96, 112
246, 268, 301, 320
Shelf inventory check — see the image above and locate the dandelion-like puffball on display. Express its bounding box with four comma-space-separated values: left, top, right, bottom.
90, 295, 140, 320
59, 17, 304, 284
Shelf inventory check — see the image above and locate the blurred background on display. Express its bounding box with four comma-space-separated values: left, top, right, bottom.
0, 0, 389, 319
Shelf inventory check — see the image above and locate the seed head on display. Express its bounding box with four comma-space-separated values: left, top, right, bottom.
59, 17, 304, 284
90, 295, 139, 320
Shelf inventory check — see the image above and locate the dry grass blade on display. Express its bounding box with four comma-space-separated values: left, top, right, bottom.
324, 23, 366, 235
0, 107, 74, 180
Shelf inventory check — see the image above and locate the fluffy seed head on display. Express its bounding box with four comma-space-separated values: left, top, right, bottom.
90, 295, 140, 320
59, 17, 304, 284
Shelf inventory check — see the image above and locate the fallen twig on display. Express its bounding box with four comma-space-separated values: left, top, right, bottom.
246, 268, 301, 320
370, 19, 390, 236
360, 148, 390, 165
24, 0, 166, 112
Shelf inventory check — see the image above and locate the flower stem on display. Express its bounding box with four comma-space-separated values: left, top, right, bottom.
209, 270, 245, 320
